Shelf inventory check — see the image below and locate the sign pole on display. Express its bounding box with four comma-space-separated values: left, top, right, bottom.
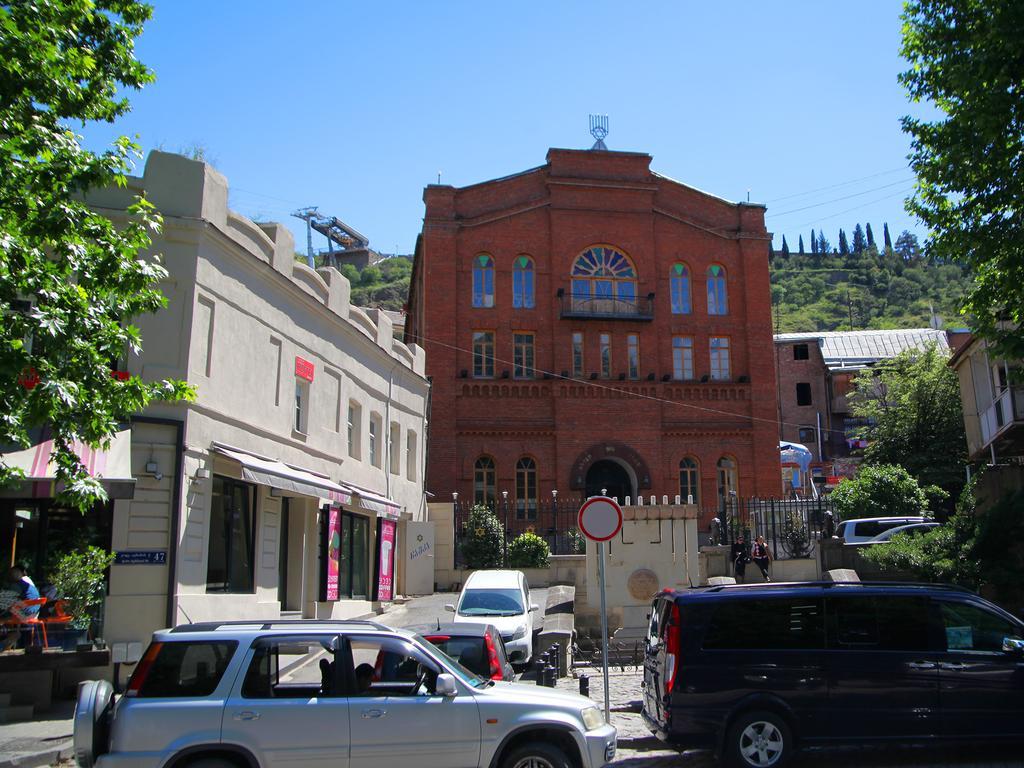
597, 539, 610, 721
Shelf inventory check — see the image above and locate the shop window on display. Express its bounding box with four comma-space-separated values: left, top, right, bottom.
627, 334, 639, 379
673, 337, 694, 380
207, 476, 255, 593
406, 430, 417, 481
513, 332, 535, 379
334, 511, 369, 599
389, 422, 401, 475
796, 382, 813, 406
515, 457, 537, 521
679, 457, 700, 505
348, 401, 362, 460
474, 456, 496, 507
793, 343, 809, 360
472, 254, 494, 308
369, 413, 382, 468
572, 332, 584, 377
710, 337, 731, 380
707, 264, 728, 315
473, 331, 495, 378
670, 263, 691, 314
512, 255, 535, 309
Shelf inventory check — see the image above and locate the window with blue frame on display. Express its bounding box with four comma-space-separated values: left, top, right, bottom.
670, 263, 691, 314
512, 255, 535, 309
472, 254, 495, 308
707, 264, 728, 315
570, 246, 637, 309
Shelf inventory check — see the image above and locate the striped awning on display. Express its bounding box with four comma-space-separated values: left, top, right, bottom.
0, 428, 135, 499
211, 443, 352, 505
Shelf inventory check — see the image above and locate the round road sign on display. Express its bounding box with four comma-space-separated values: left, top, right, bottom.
577, 496, 623, 542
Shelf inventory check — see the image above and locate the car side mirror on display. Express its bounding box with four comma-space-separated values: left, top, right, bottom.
444, 603, 455, 612
529, 604, 540, 613
435, 673, 458, 697
1002, 636, 1024, 654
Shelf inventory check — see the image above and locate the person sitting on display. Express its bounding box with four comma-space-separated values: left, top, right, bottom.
9, 565, 39, 611
355, 663, 375, 694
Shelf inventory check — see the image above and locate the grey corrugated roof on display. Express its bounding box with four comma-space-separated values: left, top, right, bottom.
775, 328, 949, 368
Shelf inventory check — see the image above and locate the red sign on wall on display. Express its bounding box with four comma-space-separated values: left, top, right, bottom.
295, 356, 315, 382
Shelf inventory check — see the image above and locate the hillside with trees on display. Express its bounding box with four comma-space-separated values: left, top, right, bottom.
771, 223, 971, 332
339, 257, 412, 311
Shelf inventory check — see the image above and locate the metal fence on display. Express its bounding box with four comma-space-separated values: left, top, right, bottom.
452, 495, 835, 568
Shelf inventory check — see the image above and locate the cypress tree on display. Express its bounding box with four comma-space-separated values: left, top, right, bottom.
781, 235, 790, 256
811, 228, 818, 254
817, 231, 831, 254
839, 229, 850, 255
852, 224, 866, 254
883, 222, 893, 251
865, 222, 875, 249
798, 234, 805, 254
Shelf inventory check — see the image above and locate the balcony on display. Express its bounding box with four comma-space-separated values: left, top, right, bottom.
979, 386, 1024, 449
557, 288, 654, 321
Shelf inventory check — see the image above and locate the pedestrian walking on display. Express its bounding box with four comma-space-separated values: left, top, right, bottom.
751, 535, 772, 581
731, 535, 749, 583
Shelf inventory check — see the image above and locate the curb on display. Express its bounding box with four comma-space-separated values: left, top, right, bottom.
0, 739, 72, 768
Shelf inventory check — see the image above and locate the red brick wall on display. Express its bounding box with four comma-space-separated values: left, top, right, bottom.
774, 339, 831, 462
415, 149, 782, 511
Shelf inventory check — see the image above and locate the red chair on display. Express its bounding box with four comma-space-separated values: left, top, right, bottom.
5, 597, 48, 648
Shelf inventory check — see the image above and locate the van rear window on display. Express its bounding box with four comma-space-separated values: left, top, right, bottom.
704, 599, 824, 650
131, 641, 237, 698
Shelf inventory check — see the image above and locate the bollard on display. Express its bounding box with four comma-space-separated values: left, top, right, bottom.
544, 664, 557, 687
579, 673, 590, 698
535, 668, 546, 686
551, 643, 561, 677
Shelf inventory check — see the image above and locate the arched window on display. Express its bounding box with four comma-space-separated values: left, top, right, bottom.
679, 457, 700, 505
515, 457, 537, 520
472, 254, 495, 308
512, 255, 535, 309
707, 264, 728, 315
716, 456, 738, 509
474, 456, 496, 507
670, 263, 691, 314
571, 246, 637, 312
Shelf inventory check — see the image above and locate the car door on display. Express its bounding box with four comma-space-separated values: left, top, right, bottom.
641, 597, 676, 728
345, 634, 481, 768
933, 598, 1024, 738
825, 595, 940, 740
221, 634, 350, 768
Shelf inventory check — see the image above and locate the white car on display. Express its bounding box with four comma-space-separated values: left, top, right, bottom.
447, 569, 538, 664
835, 516, 927, 543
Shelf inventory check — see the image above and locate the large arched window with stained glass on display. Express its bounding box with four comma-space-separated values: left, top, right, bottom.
670, 263, 691, 314
472, 254, 495, 308
571, 246, 637, 313
707, 264, 728, 315
474, 455, 496, 507
512, 255, 535, 309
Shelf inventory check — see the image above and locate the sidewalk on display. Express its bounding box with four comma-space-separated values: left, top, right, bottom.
0, 701, 73, 768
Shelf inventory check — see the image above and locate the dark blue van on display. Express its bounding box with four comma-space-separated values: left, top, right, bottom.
642, 582, 1024, 768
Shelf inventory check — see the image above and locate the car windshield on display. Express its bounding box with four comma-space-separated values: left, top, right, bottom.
458, 588, 524, 617
413, 635, 488, 688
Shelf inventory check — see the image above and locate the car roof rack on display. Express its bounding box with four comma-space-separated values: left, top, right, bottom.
700, 580, 975, 594
168, 619, 392, 633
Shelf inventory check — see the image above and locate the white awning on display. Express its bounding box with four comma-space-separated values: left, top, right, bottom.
0, 428, 135, 499
344, 482, 403, 518
211, 443, 351, 505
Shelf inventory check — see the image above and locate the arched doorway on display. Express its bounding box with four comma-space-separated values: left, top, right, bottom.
585, 460, 634, 501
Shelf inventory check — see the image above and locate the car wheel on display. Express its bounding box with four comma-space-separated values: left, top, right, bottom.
725, 710, 792, 768
501, 741, 573, 768
186, 758, 239, 768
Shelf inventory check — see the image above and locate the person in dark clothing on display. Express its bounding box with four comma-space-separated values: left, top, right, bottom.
731, 535, 749, 583
751, 535, 772, 581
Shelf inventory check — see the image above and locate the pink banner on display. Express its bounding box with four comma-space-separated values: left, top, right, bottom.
376, 519, 396, 602
322, 505, 341, 601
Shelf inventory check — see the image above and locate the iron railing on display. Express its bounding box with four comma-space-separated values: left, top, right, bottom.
557, 289, 654, 321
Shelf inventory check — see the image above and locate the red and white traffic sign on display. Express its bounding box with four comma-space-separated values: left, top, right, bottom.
577, 496, 623, 542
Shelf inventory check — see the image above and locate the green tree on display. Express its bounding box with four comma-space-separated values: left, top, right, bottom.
460, 505, 505, 569
359, 265, 382, 286
0, 0, 192, 511
507, 532, 550, 568
838, 229, 850, 255
780, 235, 790, 257
901, 0, 1024, 358
339, 264, 360, 283
883, 222, 893, 251
894, 230, 921, 262
798, 234, 805, 254
852, 224, 867, 254
849, 344, 966, 510
831, 464, 930, 521
810, 229, 818, 254
865, 222, 876, 249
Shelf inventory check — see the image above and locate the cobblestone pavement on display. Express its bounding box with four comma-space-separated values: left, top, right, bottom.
556, 666, 1024, 768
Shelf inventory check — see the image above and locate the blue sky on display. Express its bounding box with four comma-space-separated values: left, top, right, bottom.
82, 1, 926, 258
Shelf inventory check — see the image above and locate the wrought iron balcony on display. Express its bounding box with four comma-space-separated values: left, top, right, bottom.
557, 288, 655, 320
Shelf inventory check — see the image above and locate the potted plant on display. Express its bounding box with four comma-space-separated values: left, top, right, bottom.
51, 546, 115, 651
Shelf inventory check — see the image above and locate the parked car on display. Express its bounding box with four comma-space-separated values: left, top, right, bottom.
446, 569, 539, 664
642, 581, 1024, 768
75, 618, 616, 768
834, 516, 927, 543
407, 620, 516, 681
868, 522, 941, 543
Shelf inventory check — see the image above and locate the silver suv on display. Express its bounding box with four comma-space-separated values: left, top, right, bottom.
74, 619, 616, 768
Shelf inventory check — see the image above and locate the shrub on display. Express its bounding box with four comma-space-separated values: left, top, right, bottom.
831, 464, 929, 520
566, 528, 586, 554
460, 505, 505, 569
508, 532, 550, 568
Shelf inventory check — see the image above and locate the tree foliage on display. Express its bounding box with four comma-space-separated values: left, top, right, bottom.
901, 0, 1024, 358
508, 532, 550, 568
0, 0, 193, 511
849, 344, 966, 511
830, 464, 930, 521
460, 505, 505, 569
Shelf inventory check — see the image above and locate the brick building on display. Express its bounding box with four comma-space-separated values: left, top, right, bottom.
406, 148, 782, 522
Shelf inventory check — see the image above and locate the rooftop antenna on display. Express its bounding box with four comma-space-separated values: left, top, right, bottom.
589, 114, 609, 150
291, 206, 319, 268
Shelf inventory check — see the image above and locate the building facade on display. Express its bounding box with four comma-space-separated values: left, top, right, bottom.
406, 148, 781, 524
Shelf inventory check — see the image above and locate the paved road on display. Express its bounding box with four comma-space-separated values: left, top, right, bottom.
379, 589, 548, 633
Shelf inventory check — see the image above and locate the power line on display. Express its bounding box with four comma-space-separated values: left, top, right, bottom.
791, 186, 916, 230
765, 167, 909, 204
766, 178, 915, 217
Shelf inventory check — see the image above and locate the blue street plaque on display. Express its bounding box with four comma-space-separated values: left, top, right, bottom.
114, 550, 167, 565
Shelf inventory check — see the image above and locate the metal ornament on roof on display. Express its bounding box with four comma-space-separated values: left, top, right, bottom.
589, 114, 609, 150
